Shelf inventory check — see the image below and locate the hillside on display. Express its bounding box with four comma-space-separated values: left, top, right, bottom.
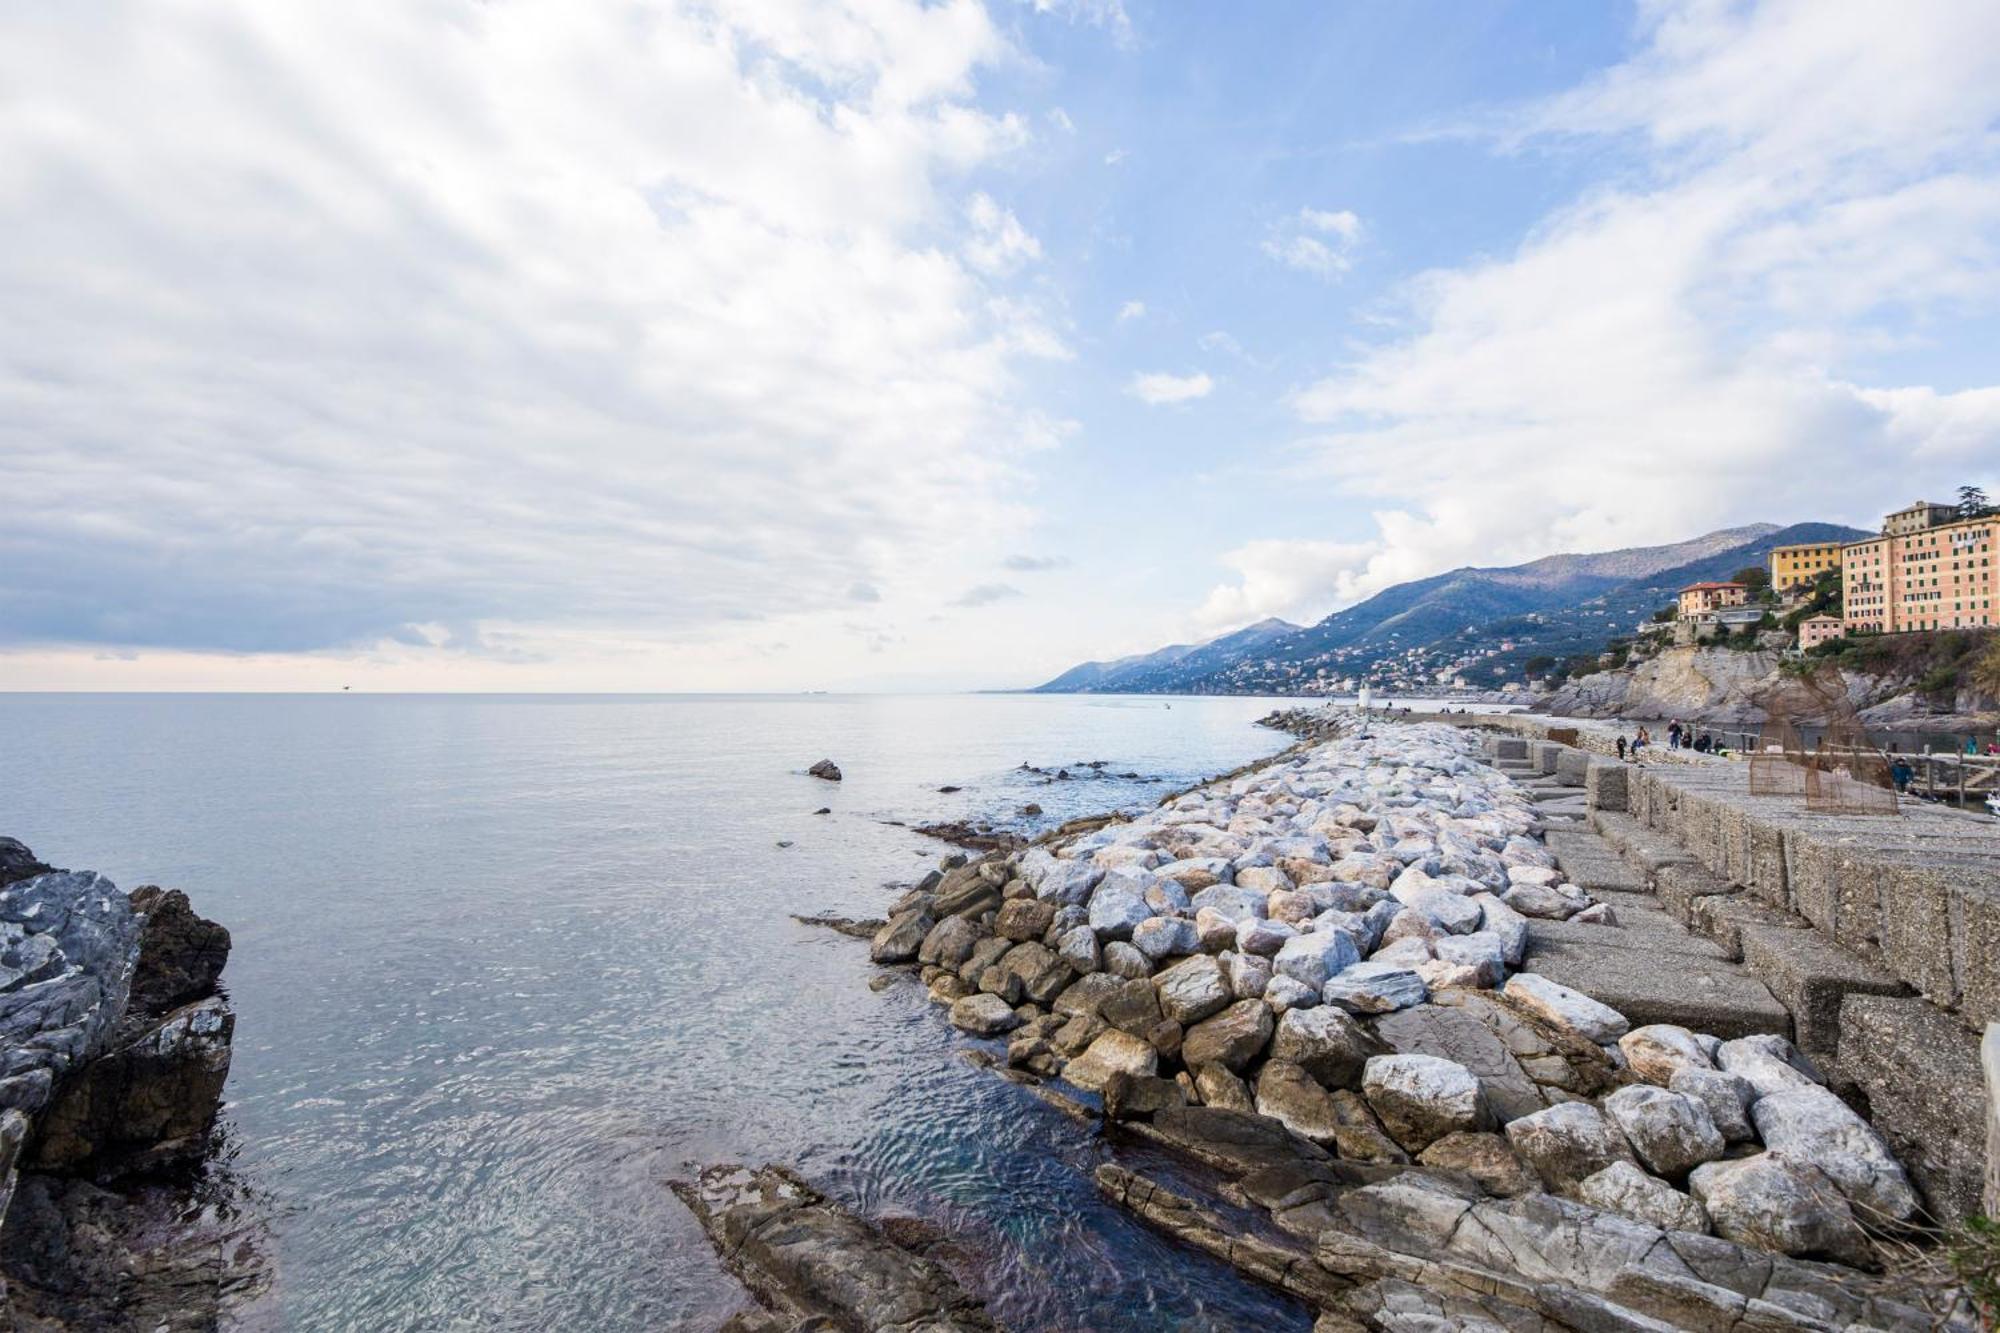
1033, 521, 1869, 695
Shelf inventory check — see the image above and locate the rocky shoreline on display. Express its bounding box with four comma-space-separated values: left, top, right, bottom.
0, 837, 257, 1330
689, 719, 1982, 1330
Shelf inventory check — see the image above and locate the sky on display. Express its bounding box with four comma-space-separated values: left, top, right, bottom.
3, 0, 1998, 692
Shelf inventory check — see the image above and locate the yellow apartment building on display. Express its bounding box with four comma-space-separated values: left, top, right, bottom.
1768, 541, 1842, 593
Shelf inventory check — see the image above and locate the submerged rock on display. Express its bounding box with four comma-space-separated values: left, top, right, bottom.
807, 759, 842, 781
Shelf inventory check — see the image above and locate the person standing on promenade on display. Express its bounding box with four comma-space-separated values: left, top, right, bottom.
1617, 736, 1628, 761
1667, 721, 1680, 749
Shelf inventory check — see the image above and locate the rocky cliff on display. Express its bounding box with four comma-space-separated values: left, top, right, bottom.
0, 837, 257, 1329
1534, 645, 2000, 728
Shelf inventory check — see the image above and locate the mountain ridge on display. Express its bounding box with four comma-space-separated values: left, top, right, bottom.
1033, 521, 1868, 695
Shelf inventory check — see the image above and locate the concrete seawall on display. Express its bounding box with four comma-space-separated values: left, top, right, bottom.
1404, 709, 2000, 1223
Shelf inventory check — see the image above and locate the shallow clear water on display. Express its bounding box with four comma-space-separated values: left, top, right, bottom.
0, 692, 1309, 1331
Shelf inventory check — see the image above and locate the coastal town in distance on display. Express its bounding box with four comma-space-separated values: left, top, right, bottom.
3, 4, 1999, 1331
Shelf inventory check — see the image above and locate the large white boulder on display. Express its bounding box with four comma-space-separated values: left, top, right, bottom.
1361, 1053, 1488, 1152
1503, 973, 1629, 1044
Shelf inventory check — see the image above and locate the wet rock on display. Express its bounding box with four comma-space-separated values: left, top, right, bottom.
1416, 1132, 1536, 1197
1100, 977, 1165, 1037
1181, 1000, 1273, 1073
29, 995, 234, 1177
1749, 1085, 1918, 1221
1577, 1161, 1710, 1233
1193, 1064, 1255, 1113
1617, 1024, 1713, 1086
0, 838, 55, 889
1253, 1061, 1349, 1147
1687, 1154, 1872, 1268
1103, 1071, 1186, 1121
124, 887, 230, 1019
956, 936, 1010, 986
918, 915, 983, 969
1667, 1067, 1757, 1143
949, 993, 1021, 1037
1504, 1101, 1636, 1192
1602, 1084, 1725, 1178
993, 897, 1057, 943
671, 1164, 995, 1331
976, 965, 1023, 1005
1360, 1054, 1488, 1152
807, 759, 842, 781
927, 974, 967, 1005
1154, 955, 1231, 1026
1064, 1029, 1159, 1093
1270, 1006, 1381, 1089
1713, 1033, 1823, 1098
1322, 962, 1428, 1015
1502, 972, 1629, 1044
870, 909, 934, 965
933, 867, 1003, 919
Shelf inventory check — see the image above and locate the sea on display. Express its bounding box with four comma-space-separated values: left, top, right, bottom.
1, 691, 1336, 1331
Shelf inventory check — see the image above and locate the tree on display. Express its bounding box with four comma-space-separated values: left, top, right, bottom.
1732, 565, 1771, 594
1958, 484, 1995, 519
1650, 605, 1676, 623
1523, 654, 1556, 677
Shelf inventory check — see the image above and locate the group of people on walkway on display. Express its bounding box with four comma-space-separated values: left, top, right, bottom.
1616, 721, 1723, 762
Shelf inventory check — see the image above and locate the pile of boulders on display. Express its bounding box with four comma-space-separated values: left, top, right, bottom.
868, 727, 1931, 1284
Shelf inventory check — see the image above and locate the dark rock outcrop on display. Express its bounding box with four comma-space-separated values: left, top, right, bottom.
807, 759, 842, 781
671, 1163, 997, 1331
0, 840, 245, 1330
124, 887, 230, 1023
0, 839, 53, 889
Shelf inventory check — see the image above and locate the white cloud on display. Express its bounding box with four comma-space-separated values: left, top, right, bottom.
1117, 299, 1147, 321
1193, 538, 1381, 635
965, 192, 1043, 274
1272, 0, 2000, 619
0, 1, 1056, 664
1263, 207, 1363, 278
1104, 148, 1128, 166
953, 582, 1023, 607
1127, 371, 1214, 405
1023, 0, 1134, 48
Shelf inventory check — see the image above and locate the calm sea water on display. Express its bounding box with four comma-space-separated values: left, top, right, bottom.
0, 692, 1309, 1332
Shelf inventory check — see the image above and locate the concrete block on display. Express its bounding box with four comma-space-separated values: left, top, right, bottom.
1691, 893, 1802, 962
1839, 994, 1989, 1223
1492, 737, 1529, 761
1655, 863, 1736, 926
1553, 748, 1590, 788
1534, 743, 1563, 776
1519, 937, 1789, 1040
1874, 861, 1969, 1016
1738, 924, 1907, 1059
1957, 876, 2000, 1032
1583, 761, 1629, 813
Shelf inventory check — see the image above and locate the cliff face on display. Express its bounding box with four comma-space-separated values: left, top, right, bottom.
1533, 645, 1997, 728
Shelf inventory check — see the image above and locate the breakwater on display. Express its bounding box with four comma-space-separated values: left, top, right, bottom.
700, 719, 1983, 1330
